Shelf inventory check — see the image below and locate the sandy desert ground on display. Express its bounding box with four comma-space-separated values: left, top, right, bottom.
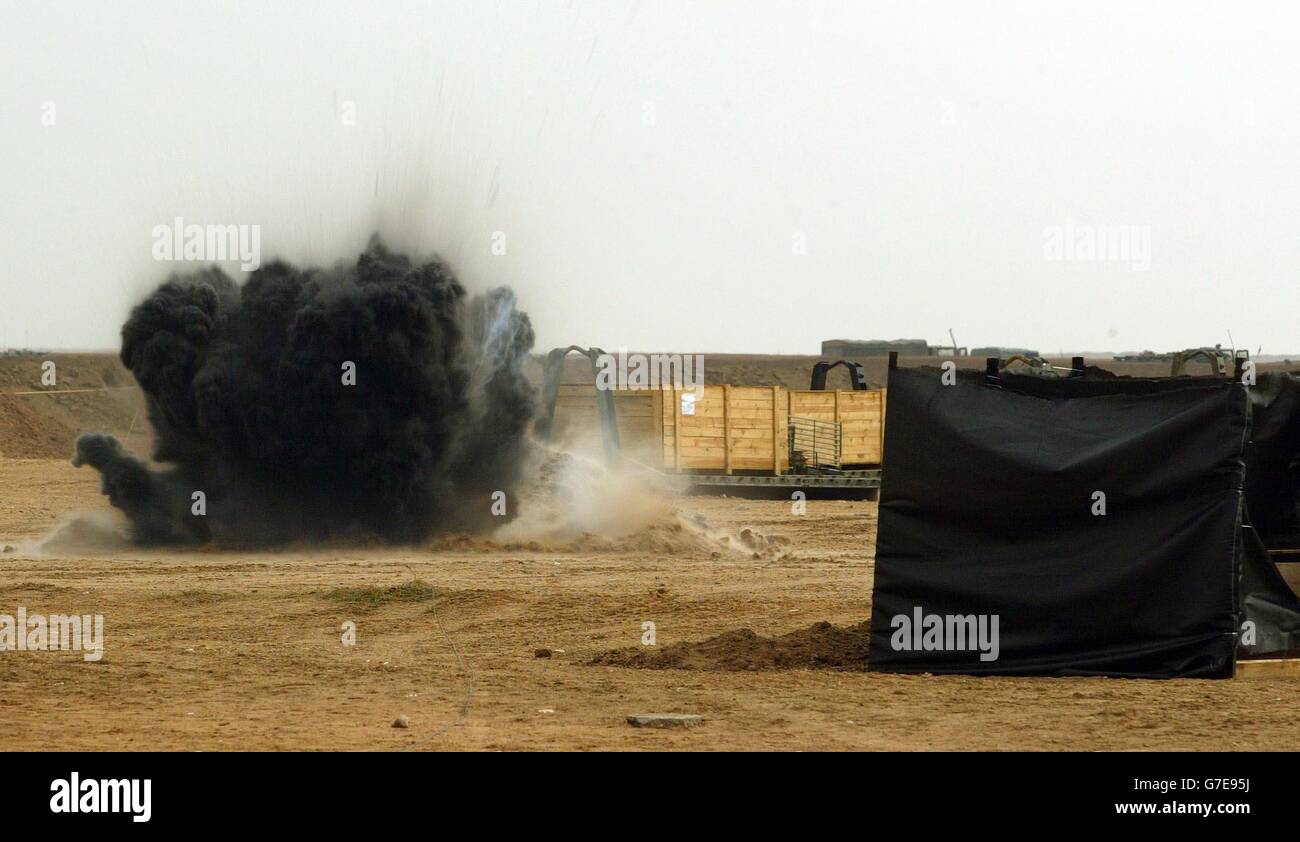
1, 353, 1298, 751
1, 452, 1297, 752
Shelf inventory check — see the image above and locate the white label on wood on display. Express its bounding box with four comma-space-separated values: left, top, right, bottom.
680, 393, 696, 416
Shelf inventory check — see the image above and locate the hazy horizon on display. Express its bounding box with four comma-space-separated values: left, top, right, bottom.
4, 1, 1298, 356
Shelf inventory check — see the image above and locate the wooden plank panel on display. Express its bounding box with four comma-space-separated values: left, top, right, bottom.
880, 388, 887, 457
675, 419, 775, 432
674, 426, 728, 437
679, 444, 719, 462
675, 406, 773, 419
652, 390, 664, 469
726, 428, 774, 440
723, 385, 732, 475
785, 388, 887, 467
771, 385, 781, 473
1236, 658, 1300, 678
673, 387, 681, 471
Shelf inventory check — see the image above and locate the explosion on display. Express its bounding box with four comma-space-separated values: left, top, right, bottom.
74, 237, 535, 546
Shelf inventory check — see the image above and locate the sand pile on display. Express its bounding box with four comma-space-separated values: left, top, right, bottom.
35, 512, 131, 554
590, 621, 873, 671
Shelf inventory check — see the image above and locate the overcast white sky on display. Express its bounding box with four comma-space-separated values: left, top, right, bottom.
2, 0, 1298, 354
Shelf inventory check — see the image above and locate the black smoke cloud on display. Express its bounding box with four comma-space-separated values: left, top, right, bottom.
74, 237, 535, 545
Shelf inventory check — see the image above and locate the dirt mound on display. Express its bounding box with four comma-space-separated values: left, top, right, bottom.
591, 620, 872, 671
35, 512, 130, 554
558, 519, 725, 555
0, 393, 75, 458
430, 518, 731, 557
0, 354, 144, 459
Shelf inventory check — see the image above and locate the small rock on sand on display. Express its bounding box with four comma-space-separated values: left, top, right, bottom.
534, 648, 553, 658
392, 714, 410, 728
626, 713, 704, 729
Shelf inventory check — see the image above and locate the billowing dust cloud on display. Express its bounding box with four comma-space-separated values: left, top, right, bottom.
73, 237, 535, 546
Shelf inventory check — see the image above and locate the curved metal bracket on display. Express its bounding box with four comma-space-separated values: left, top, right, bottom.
535, 345, 622, 467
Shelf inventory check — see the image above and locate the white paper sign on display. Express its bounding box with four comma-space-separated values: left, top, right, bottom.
680, 393, 696, 416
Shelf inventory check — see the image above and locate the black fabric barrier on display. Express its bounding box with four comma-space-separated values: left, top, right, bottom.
868, 365, 1300, 678
1244, 372, 1300, 548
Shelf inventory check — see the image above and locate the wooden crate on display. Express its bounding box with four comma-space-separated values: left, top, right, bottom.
660, 385, 787, 474
546, 384, 885, 473
787, 389, 886, 466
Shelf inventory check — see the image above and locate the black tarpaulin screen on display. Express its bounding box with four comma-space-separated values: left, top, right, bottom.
1245, 372, 1300, 548
868, 365, 1300, 679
